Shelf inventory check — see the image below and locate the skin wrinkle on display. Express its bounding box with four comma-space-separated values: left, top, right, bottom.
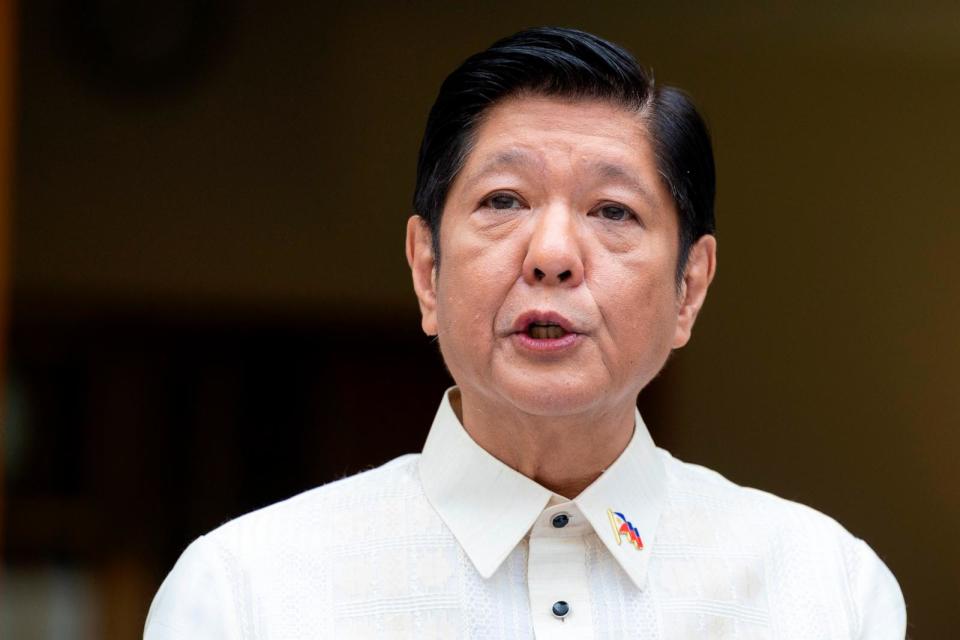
406, 95, 716, 498
463, 150, 658, 222
434, 92, 680, 275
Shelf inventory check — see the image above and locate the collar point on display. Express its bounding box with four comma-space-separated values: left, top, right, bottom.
472, 556, 504, 581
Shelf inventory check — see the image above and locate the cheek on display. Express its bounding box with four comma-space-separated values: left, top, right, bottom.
436, 243, 519, 348
443, 228, 522, 300
593, 256, 679, 362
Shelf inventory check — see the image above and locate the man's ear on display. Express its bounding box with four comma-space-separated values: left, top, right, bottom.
406, 215, 438, 336
673, 234, 717, 349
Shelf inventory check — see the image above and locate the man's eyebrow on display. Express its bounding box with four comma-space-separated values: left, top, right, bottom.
589, 161, 659, 209
461, 152, 660, 208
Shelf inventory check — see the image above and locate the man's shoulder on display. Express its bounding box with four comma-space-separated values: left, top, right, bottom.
145, 454, 457, 637
657, 447, 865, 553
201, 453, 433, 558
654, 449, 905, 636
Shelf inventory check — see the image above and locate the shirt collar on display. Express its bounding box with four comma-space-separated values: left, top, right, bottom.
418, 387, 666, 590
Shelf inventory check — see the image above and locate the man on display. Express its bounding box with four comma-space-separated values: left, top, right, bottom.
145, 27, 906, 638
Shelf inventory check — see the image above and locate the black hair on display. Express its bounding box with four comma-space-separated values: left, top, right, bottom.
413, 26, 716, 284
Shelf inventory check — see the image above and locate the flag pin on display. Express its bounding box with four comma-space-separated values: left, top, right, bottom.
607, 508, 644, 550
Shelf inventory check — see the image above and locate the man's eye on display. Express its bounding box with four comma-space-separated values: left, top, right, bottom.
599, 205, 633, 221
483, 194, 523, 210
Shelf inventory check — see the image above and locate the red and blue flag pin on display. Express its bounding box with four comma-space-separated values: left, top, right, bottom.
607, 508, 644, 550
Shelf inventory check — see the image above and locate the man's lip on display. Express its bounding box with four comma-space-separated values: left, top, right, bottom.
511, 310, 577, 334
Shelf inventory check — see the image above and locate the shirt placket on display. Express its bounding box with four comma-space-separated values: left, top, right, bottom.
527, 502, 596, 640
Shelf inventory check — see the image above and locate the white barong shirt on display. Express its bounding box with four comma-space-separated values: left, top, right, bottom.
145, 387, 906, 639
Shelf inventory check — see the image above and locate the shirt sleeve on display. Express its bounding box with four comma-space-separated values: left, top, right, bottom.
849, 538, 907, 640
143, 535, 242, 640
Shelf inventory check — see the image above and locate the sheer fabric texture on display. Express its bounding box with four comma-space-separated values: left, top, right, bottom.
144, 389, 906, 639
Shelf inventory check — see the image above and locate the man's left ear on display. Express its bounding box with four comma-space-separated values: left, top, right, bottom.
673, 234, 717, 349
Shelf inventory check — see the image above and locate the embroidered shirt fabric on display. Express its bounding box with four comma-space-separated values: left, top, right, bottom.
144, 388, 906, 639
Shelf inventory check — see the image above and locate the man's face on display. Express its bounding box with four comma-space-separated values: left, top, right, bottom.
407, 95, 715, 418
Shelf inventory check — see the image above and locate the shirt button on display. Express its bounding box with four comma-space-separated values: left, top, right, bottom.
551, 513, 570, 528
552, 600, 570, 619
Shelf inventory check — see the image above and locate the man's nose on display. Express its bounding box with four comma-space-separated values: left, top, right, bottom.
521, 205, 585, 287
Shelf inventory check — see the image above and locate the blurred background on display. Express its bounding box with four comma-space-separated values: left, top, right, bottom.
1, 1, 958, 637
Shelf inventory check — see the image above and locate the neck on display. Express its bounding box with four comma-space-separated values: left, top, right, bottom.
451, 388, 636, 498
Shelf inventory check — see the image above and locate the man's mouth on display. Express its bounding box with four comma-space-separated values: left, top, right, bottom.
511, 312, 580, 352
526, 322, 568, 340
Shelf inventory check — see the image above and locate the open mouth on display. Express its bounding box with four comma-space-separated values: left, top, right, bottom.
526, 322, 568, 340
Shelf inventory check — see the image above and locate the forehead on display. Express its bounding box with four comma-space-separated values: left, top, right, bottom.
463, 94, 653, 172
450, 94, 670, 216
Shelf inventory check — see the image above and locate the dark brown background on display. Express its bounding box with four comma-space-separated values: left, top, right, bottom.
2, 1, 958, 637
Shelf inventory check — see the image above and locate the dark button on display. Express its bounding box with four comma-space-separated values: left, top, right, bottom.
551, 513, 570, 528
551, 600, 570, 619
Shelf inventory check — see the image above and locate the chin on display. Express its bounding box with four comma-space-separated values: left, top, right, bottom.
495, 374, 609, 418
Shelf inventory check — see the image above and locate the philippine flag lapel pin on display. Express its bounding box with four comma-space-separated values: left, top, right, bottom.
607, 508, 644, 550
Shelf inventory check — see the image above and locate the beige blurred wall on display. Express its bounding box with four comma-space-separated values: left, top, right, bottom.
12, 1, 960, 634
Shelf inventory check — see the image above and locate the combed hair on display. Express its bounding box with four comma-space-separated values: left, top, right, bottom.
413, 26, 716, 283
